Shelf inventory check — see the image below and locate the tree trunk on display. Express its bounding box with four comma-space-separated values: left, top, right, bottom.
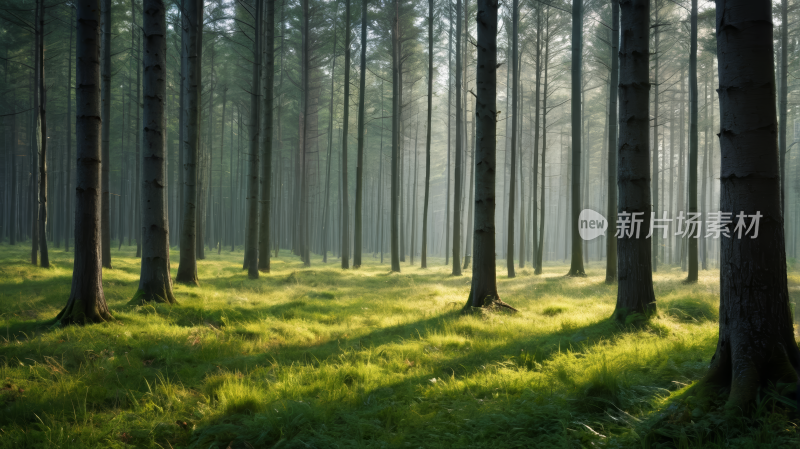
258, 0, 275, 273
421, 0, 432, 268
354, 0, 367, 268
135, 0, 176, 304
567, 0, 585, 276
31, 0, 40, 266
531, 7, 541, 273
175, 0, 202, 285
536, 13, 549, 274
465, 0, 514, 311
451, 0, 463, 276
779, 0, 788, 219
37, 0, 50, 268
612, 0, 656, 322
340, 0, 351, 269
245, 0, 262, 278
101, 0, 112, 268
605, 0, 619, 284
651, 4, 660, 272
706, 0, 800, 409
687, 0, 699, 282
506, 0, 518, 278
57, 0, 113, 325
390, 0, 401, 272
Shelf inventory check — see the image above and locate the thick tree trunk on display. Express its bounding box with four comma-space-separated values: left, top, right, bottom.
687, 0, 699, 282
58, 0, 113, 325
101, 0, 112, 268
567, 0, 585, 276
605, 0, 619, 284
707, 0, 800, 408
354, 0, 367, 268
613, 0, 656, 322
135, 0, 176, 304
421, 0, 432, 268
465, 0, 514, 311
258, 0, 275, 273
175, 0, 202, 285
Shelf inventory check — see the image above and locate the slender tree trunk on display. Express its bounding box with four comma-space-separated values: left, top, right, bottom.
218, 88, 226, 255
567, 0, 585, 276
135, 0, 176, 304
506, 0, 518, 278
354, 0, 367, 268
531, 8, 541, 272
258, 0, 275, 272
536, 15, 549, 273
390, 0, 401, 272
652, 4, 660, 272
421, 0, 432, 268
37, 0, 50, 268
706, 0, 800, 409
451, 0, 463, 276
244, 0, 261, 277
31, 1, 40, 266
101, 0, 112, 268
322, 6, 338, 263
445, 7, 452, 266
780, 0, 789, 219
176, 0, 202, 285
341, 0, 351, 269
135, 29, 142, 258
613, 0, 656, 322
701, 67, 709, 270
687, 0, 699, 282
605, 0, 619, 284
58, 0, 113, 325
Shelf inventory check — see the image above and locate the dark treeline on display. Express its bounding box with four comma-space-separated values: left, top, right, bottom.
1, 0, 799, 408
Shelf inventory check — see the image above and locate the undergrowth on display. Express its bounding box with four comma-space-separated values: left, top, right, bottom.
0, 243, 798, 448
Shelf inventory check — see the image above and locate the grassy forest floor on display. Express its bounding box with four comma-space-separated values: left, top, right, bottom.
1, 244, 799, 448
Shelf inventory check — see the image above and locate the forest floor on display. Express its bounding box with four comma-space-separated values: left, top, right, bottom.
1, 244, 799, 448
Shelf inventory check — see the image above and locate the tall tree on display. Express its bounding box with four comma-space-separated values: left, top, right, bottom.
706, 0, 800, 408
451, 0, 462, 276
506, 0, 519, 278
354, 0, 368, 269
245, 0, 261, 279
567, 0, 585, 276
464, 0, 514, 311
612, 0, 656, 322
36, 0, 50, 268
605, 0, 619, 284
389, 0, 401, 272
135, 0, 176, 304
421, 0, 432, 269
687, 0, 699, 282
31, 0, 41, 266
175, 0, 203, 285
258, 0, 276, 273
101, 0, 112, 268
341, 0, 352, 270
57, 0, 113, 325
779, 0, 789, 219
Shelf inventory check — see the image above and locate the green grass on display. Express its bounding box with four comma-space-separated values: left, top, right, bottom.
1, 243, 798, 448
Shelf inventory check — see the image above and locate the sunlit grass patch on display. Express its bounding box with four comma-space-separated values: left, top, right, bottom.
0, 245, 798, 448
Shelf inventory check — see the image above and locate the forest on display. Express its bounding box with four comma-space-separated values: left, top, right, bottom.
1, 0, 800, 447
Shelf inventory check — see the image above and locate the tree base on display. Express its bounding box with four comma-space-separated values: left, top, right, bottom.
462, 295, 518, 314
129, 289, 177, 306
56, 298, 113, 326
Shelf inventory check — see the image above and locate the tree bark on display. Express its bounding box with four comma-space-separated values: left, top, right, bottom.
779, 0, 788, 220
567, 0, 585, 276
707, 0, 800, 408
506, 0, 518, 278
451, 0, 463, 276
135, 0, 176, 304
258, 0, 275, 273
101, 0, 112, 268
245, 0, 262, 279
57, 0, 113, 325
687, 0, 699, 282
390, 0, 401, 272
612, 0, 656, 322
421, 0, 432, 268
605, 0, 619, 284
37, 0, 50, 268
341, 0, 351, 269
354, 0, 367, 268
175, 0, 202, 285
